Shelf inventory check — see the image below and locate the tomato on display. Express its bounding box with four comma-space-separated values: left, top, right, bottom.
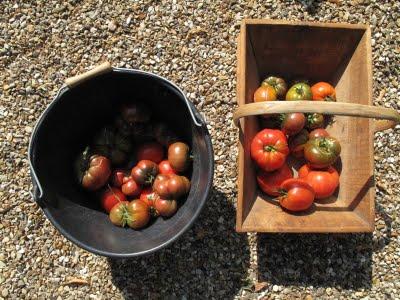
153, 174, 190, 199
279, 178, 315, 212
281, 113, 306, 136
304, 137, 341, 168
262, 76, 287, 99
154, 197, 178, 217
152, 174, 170, 197
76, 148, 111, 191
126, 200, 151, 229
309, 128, 330, 139
167, 174, 189, 197
285, 83, 312, 101
121, 176, 142, 197
140, 188, 157, 207
250, 129, 289, 171
311, 82, 336, 101
153, 122, 179, 147
306, 113, 325, 130
92, 127, 133, 165
180, 176, 191, 195
109, 201, 129, 226
159, 160, 177, 175
168, 142, 190, 173
254, 84, 277, 102
109, 200, 150, 229
137, 142, 164, 163
110, 169, 126, 187
298, 164, 340, 199
288, 129, 309, 158
121, 103, 151, 123
256, 163, 293, 196
131, 160, 159, 185
101, 187, 127, 213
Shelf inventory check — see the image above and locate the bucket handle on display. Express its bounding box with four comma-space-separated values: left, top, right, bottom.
65, 62, 112, 88
233, 101, 400, 132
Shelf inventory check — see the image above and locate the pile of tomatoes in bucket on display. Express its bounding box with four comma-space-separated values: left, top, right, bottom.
252, 77, 341, 212
75, 103, 191, 229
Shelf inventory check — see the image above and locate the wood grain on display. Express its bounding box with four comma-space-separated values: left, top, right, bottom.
235, 19, 387, 233
233, 101, 400, 130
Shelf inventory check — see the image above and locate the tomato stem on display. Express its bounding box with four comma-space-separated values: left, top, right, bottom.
264, 145, 276, 152
108, 184, 123, 203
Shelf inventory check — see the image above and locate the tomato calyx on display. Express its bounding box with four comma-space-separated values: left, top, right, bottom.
117, 203, 132, 227
295, 86, 310, 98
264, 145, 276, 152
145, 174, 156, 185
107, 184, 123, 203
325, 95, 335, 102
275, 188, 287, 201
149, 206, 159, 217
316, 138, 334, 154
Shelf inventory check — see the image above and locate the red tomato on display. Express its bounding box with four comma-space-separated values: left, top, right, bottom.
136, 142, 164, 163
159, 160, 177, 175
309, 128, 330, 139
298, 164, 340, 199
152, 174, 190, 199
131, 160, 159, 185
140, 188, 157, 207
281, 113, 306, 136
101, 187, 127, 213
78, 153, 111, 191
121, 176, 142, 197
279, 178, 315, 212
311, 82, 336, 101
250, 129, 289, 171
168, 142, 190, 173
154, 197, 177, 217
110, 169, 126, 187
256, 163, 293, 196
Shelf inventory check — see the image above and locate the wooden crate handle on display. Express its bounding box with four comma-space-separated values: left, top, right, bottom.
233, 101, 400, 132
65, 61, 112, 88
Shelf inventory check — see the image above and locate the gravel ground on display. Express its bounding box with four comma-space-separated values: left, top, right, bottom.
1, 0, 399, 299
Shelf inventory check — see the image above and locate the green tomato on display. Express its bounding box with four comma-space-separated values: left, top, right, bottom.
285, 83, 312, 101
306, 113, 325, 130
262, 76, 288, 99
304, 136, 341, 168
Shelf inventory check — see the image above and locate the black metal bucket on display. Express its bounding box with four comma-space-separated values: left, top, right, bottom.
28, 63, 214, 257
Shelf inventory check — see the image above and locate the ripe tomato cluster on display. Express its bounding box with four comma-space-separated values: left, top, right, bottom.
75, 103, 192, 229
252, 77, 341, 212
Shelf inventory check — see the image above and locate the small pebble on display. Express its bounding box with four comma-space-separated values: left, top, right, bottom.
107, 20, 117, 32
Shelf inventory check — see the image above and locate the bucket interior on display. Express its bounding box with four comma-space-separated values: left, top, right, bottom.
30, 70, 213, 256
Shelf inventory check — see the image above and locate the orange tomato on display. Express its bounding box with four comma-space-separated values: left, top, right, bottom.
254, 84, 277, 102
311, 82, 336, 101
